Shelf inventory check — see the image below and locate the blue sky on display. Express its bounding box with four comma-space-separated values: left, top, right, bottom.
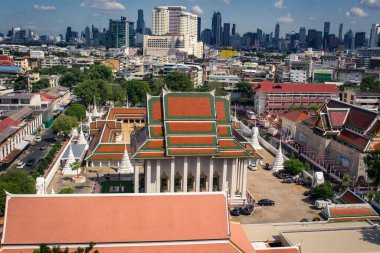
0, 0, 379, 36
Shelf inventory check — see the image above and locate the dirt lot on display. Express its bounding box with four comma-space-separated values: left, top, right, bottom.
240, 149, 321, 224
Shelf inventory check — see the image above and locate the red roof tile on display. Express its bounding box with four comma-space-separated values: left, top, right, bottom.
337, 130, 369, 151
254, 80, 341, 94
281, 110, 309, 123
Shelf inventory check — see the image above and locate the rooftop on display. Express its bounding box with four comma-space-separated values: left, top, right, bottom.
254, 80, 341, 94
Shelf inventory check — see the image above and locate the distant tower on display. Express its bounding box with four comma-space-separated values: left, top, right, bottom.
136, 9, 145, 34
212, 12, 222, 47
197, 17, 201, 41
274, 23, 280, 49
323, 22, 330, 48
232, 24, 236, 36
339, 23, 343, 43
223, 23, 231, 47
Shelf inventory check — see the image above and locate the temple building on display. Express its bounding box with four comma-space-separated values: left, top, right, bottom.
85, 107, 146, 167
130, 89, 261, 202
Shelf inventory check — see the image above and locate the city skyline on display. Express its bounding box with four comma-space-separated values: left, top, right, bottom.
1, 0, 379, 36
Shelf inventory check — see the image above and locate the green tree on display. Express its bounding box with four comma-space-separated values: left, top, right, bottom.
284, 159, 305, 175
123, 80, 150, 106
0, 168, 36, 213
13, 76, 28, 90
65, 104, 86, 121
205, 81, 228, 96
58, 188, 75, 194
340, 173, 351, 192
75, 80, 113, 106
111, 85, 126, 104
364, 150, 380, 186
59, 71, 82, 88
360, 76, 380, 93
82, 64, 113, 81
33, 242, 99, 253
53, 115, 78, 136
236, 81, 254, 105
314, 182, 334, 199
32, 78, 50, 92
149, 78, 165, 96
165, 72, 193, 91
71, 162, 81, 176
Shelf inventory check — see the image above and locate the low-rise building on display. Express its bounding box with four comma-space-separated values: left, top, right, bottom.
342, 89, 380, 112
254, 80, 341, 113
280, 110, 309, 138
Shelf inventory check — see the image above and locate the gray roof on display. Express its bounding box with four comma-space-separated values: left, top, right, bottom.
0, 93, 36, 100
61, 143, 87, 160
3, 107, 33, 120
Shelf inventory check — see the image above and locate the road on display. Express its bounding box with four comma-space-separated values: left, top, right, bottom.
10, 128, 57, 173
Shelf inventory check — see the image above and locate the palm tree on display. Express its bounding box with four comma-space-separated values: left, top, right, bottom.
71, 162, 81, 176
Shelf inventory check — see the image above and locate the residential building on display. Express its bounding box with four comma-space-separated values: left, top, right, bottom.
342, 89, 380, 111
253, 80, 341, 113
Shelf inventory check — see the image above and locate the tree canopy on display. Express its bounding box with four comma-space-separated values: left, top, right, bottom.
53, 115, 78, 136
33, 242, 98, 253
0, 168, 35, 213
165, 72, 193, 91
122, 80, 150, 106
13, 76, 28, 91
284, 159, 305, 175
314, 182, 334, 199
58, 188, 75, 194
32, 78, 50, 92
65, 104, 86, 121
360, 76, 380, 93
364, 150, 380, 186
75, 80, 113, 107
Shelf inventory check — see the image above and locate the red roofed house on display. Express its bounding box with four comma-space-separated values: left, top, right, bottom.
0, 55, 15, 66
0, 192, 275, 253
253, 80, 341, 114
129, 89, 260, 202
295, 99, 380, 183
280, 110, 309, 138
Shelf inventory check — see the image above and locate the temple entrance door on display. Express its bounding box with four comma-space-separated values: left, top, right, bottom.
213, 172, 220, 191
187, 173, 194, 192
200, 173, 207, 192
160, 172, 169, 192
174, 172, 182, 192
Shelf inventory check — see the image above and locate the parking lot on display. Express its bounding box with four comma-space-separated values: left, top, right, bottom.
239, 149, 321, 224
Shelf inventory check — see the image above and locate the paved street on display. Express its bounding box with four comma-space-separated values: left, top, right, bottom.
9, 128, 57, 173
240, 148, 321, 224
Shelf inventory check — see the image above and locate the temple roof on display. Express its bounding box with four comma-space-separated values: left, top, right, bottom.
131, 90, 259, 159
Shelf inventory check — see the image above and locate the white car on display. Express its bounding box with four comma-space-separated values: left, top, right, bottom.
16, 161, 25, 169
248, 164, 257, 171
35, 136, 42, 142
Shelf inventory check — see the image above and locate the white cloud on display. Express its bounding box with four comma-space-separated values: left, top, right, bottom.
360, 0, 380, 8
346, 7, 368, 17
33, 5, 56, 11
80, 0, 125, 11
309, 16, 319, 21
276, 13, 294, 24
192, 5, 204, 15
274, 0, 285, 9
223, 0, 230, 4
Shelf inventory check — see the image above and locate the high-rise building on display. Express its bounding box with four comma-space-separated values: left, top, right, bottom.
274, 23, 280, 49
355, 32, 366, 48
106, 17, 134, 49
257, 28, 263, 43
152, 6, 197, 37
232, 24, 236, 36
299, 27, 306, 47
223, 23, 230, 47
370, 24, 380, 47
315, 31, 323, 50
197, 17, 201, 41
323, 22, 330, 48
201, 29, 212, 45
65, 26, 72, 42
212, 11, 222, 47
344, 29, 354, 50
84, 26, 92, 47
136, 9, 145, 34
307, 29, 317, 48
339, 23, 343, 42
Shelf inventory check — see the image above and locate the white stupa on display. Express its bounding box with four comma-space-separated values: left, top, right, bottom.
92, 95, 99, 118
272, 141, 284, 172
118, 145, 134, 174
78, 125, 87, 145
251, 127, 262, 150
62, 144, 79, 175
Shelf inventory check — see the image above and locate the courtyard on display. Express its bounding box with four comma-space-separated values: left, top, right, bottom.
240, 149, 321, 224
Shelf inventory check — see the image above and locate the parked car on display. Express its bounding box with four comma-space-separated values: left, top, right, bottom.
241, 205, 254, 215
258, 199, 275, 206
35, 136, 42, 142
26, 159, 35, 167
264, 163, 271, 170
230, 207, 243, 216
16, 161, 25, 169
248, 163, 257, 171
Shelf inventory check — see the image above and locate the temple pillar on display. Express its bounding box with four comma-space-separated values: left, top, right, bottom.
183, 157, 188, 192
170, 159, 175, 192
145, 160, 151, 193
209, 158, 214, 192
196, 157, 200, 192
230, 158, 237, 198
222, 159, 227, 192
134, 165, 139, 193
242, 159, 248, 198
156, 160, 161, 192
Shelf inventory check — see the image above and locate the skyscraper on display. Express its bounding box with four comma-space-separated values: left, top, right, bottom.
136, 9, 145, 34
65, 26, 72, 42
299, 27, 306, 47
223, 23, 230, 47
370, 24, 380, 47
197, 17, 201, 41
338, 23, 343, 43
232, 24, 236, 36
201, 29, 212, 45
257, 28, 263, 43
274, 23, 280, 49
84, 26, 92, 47
106, 17, 134, 49
323, 22, 330, 48
344, 29, 354, 50
212, 12, 222, 47
355, 32, 366, 48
